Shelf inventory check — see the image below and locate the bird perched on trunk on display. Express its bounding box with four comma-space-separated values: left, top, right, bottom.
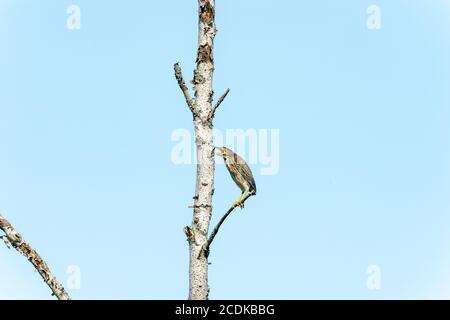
216, 147, 256, 208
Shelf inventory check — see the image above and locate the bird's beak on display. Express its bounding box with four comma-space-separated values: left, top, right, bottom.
215, 147, 225, 157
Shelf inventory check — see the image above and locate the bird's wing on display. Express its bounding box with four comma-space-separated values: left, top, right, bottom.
227, 152, 257, 193
239, 162, 256, 193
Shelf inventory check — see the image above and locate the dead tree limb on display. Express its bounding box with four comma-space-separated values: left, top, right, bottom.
199, 192, 253, 259
0, 213, 70, 300
174, 63, 196, 116
209, 88, 230, 120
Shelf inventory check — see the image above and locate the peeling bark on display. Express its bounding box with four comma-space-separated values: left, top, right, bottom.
0, 213, 71, 300
174, 0, 219, 300
187, 0, 218, 301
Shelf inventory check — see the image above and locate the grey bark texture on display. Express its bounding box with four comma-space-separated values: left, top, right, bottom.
0, 213, 71, 300
175, 0, 228, 300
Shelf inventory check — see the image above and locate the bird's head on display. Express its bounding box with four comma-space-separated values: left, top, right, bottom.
216, 147, 226, 157
215, 146, 231, 159
215, 146, 244, 164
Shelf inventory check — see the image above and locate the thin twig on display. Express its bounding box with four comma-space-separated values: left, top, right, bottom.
199, 193, 252, 259
174, 63, 197, 116
0, 213, 71, 300
209, 88, 230, 120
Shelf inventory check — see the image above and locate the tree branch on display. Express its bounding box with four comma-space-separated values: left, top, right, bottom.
209, 88, 230, 120
0, 213, 71, 300
174, 62, 197, 116
199, 192, 253, 259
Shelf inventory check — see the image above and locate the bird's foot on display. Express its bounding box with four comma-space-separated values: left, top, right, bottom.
232, 197, 245, 209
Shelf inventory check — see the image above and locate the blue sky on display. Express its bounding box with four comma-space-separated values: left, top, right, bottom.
1, 0, 450, 299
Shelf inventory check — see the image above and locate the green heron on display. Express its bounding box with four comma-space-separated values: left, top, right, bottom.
217, 147, 256, 208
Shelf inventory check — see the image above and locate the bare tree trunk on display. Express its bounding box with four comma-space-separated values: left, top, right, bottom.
188, 0, 216, 301
0, 213, 71, 300
175, 0, 226, 300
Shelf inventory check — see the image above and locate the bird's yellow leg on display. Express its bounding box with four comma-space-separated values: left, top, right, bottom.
232, 193, 245, 209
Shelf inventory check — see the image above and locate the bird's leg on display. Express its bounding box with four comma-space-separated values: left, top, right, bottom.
232, 193, 244, 209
